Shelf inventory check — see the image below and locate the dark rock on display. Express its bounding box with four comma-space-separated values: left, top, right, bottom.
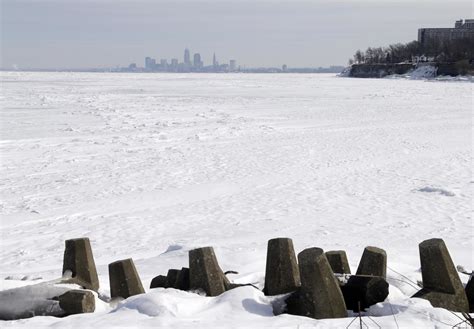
189, 247, 229, 296
175, 267, 190, 291
58, 290, 95, 315
466, 274, 474, 312
62, 238, 99, 291
263, 238, 301, 296
340, 275, 389, 311
326, 250, 351, 274
150, 275, 168, 289
356, 246, 387, 279
291, 247, 347, 319
109, 258, 145, 299
412, 238, 469, 312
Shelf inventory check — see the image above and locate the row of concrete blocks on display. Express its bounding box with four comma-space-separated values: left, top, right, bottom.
60, 237, 473, 318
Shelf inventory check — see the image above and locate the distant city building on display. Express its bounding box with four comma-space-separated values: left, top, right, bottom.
213, 53, 218, 68
418, 19, 474, 46
129, 63, 137, 69
160, 59, 168, 67
229, 60, 236, 71
193, 53, 203, 68
145, 57, 156, 70
171, 58, 178, 67
282, 64, 288, 72
184, 48, 191, 66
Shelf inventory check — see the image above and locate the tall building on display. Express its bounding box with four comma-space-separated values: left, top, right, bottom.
194, 53, 202, 68
145, 57, 155, 70
184, 48, 191, 66
418, 19, 474, 46
229, 59, 236, 71
213, 53, 218, 68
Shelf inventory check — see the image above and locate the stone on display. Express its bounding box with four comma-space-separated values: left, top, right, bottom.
166, 269, 181, 288
466, 274, 474, 312
356, 246, 387, 279
150, 275, 168, 289
326, 250, 351, 274
62, 238, 99, 291
58, 290, 95, 315
175, 267, 190, 291
340, 275, 389, 311
412, 238, 469, 312
290, 247, 347, 319
189, 247, 230, 296
109, 258, 145, 299
263, 238, 301, 296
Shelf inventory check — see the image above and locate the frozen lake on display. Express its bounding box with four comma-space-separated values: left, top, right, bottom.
0, 72, 472, 327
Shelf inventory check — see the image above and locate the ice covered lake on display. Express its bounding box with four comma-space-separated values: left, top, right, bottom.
0, 72, 472, 327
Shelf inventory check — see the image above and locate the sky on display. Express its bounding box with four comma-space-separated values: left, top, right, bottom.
1, 0, 472, 69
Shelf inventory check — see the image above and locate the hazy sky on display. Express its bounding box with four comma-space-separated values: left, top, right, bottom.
1, 0, 472, 69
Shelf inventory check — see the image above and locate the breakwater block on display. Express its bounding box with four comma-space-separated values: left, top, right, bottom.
62, 238, 99, 291
189, 247, 229, 296
326, 250, 351, 274
356, 246, 387, 279
412, 238, 469, 312
58, 290, 95, 315
109, 258, 145, 299
263, 238, 301, 296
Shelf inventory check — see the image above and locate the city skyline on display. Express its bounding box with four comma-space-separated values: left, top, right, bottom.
1, 0, 471, 70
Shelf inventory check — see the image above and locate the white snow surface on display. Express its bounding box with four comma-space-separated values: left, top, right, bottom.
0, 72, 472, 328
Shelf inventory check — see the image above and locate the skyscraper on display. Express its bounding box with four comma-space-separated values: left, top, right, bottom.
213, 53, 218, 68
229, 60, 236, 71
193, 53, 202, 68
184, 48, 191, 66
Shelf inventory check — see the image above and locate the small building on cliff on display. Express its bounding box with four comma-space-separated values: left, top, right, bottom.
418, 19, 474, 46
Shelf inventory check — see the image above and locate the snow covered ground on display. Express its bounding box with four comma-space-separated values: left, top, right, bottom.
0, 72, 472, 328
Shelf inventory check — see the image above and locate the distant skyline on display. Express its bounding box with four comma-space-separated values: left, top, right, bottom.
1, 0, 472, 70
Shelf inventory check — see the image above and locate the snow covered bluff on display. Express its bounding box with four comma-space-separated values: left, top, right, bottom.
1, 237, 472, 322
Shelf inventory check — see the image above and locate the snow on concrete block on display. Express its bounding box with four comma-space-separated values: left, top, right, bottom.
189, 247, 229, 296
325, 250, 351, 274
150, 275, 168, 289
412, 238, 469, 312
62, 237, 99, 291
356, 246, 387, 279
58, 290, 95, 315
109, 258, 145, 299
340, 275, 389, 311
263, 238, 301, 296
294, 247, 347, 319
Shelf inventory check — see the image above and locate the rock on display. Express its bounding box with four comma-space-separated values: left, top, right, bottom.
58, 290, 95, 315
356, 246, 387, 279
189, 247, 229, 296
150, 275, 168, 289
326, 250, 351, 274
109, 258, 145, 299
263, 238, 301, 296
340, 275, 389, 311
62, 238, 99, 291
290, 247, 346, 319
175, 267, 190, 291
466, 274, 474, 312
412, 238, 469, 312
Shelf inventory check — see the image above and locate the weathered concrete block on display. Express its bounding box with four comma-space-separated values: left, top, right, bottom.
292, 247, 347, 319
263, 238, 301, 296
189, 247, 229, 296
356, 246, 387, 279
150, 275, 168, 289
466, 274, 474, 312
340, 275, 389, 311
175, 267, 190, 291
166, 269, 181, 288
109, 258, 145, 299
412, 238, 469, 312
62, 238, 99, 291
326, 250, 351, 274
58, 290, 95, 315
